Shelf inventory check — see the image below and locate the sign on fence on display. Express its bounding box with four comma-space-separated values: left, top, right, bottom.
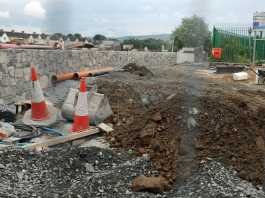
253, 12, 265, 30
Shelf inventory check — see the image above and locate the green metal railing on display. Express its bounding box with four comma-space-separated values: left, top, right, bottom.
212, 25, 265, 63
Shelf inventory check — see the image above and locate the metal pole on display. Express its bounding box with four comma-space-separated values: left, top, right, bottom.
248, 28, 252, 63
253, 31, 257, 65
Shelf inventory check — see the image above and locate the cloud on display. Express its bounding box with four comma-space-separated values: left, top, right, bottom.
24, 1, 46, 19
1, 0, 264, 37
0, 10, 10, 18
141, 5, 153, 12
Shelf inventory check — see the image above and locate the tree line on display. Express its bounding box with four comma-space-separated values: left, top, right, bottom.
121, 15, 211, 53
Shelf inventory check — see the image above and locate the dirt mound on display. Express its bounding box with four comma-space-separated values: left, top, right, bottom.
101, 87, 187, 188
123, 63, 154, 77
196, 92, 265, 186
102, 81, 265, 189
98, 80, 145, 129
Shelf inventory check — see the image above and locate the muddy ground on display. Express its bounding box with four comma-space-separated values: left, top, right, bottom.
1, 63, 265, 197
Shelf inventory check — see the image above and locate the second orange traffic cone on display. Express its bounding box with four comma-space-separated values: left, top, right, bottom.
71, 78, 90, 132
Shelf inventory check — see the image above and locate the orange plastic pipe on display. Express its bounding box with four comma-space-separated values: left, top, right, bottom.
51, 72, 75, 84
74, 67, 114, 79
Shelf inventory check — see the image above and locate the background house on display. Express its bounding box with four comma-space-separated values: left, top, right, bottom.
0, 29, 49, 45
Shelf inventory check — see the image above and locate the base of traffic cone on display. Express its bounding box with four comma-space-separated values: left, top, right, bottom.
71, 115, 90, 133
22, 103, 58, 126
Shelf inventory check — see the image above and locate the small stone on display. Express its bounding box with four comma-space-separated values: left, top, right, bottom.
125, 190, 131, 194
85, 163, 95, 172
131, 176, 169, 193
0, 164, 5, 169
151, 112, 162, 122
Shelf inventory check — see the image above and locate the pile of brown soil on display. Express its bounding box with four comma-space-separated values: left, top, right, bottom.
100, 84, 186, 188
99, 79, 265, 189
123, 63, 154, 77
196, 92, 265, 186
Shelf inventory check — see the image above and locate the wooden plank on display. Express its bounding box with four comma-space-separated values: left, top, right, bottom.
23, 127, 100, 150
98, 123, 114, 133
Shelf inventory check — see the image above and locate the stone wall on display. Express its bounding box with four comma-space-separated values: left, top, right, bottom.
0, 49, 177, 102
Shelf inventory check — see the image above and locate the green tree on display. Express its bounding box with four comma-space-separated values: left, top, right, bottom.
123, 38, 166, 51
50, 33, 64, 40
172, 15, 211, 52
74, 33, 83, 41
93, 34, 107, 42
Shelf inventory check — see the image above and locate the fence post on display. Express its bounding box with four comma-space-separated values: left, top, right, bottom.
253, 31, 257, 65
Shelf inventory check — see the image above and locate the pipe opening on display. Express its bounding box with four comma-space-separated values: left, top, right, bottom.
51, 75, 58, 85
73, 73, 80, 80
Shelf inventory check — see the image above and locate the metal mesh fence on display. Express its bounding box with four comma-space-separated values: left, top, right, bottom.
212, 25, 265, 63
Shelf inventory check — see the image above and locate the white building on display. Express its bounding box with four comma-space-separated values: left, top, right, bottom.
0, 32, 10, 43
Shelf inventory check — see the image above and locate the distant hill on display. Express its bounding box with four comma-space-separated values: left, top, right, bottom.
117, 34, 171, 41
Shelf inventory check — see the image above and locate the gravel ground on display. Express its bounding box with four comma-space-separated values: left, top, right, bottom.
0, 146, 264, 198
170, 160, 265, 198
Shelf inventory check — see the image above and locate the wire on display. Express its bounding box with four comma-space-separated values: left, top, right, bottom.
12, 123, 42, 141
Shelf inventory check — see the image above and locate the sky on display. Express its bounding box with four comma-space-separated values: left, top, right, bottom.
0, 0, 263, 37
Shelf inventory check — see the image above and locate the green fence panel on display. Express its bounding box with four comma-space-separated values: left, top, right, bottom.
212, 25, 265, 63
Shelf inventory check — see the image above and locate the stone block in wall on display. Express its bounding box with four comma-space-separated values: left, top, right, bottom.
23, 67, 31, 81
0, 51, 8, 64
1, 74, 10, 86
8, 66, 15, 77
2, 86, 16, 98
0, 63, 8, 73
10, 78, 16, 86
40, 75, 49, 89
15, 68, 24, 79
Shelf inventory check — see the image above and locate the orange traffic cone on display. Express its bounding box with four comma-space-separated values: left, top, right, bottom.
30, 66, 49, 120
71, 78, 90, 132
23, 64, 58, 126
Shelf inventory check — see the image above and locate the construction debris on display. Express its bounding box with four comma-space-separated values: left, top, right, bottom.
98, 123, 114, 133
233, 72, 249, 81
123, 63, 154, 77
0, 122, 16, 140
